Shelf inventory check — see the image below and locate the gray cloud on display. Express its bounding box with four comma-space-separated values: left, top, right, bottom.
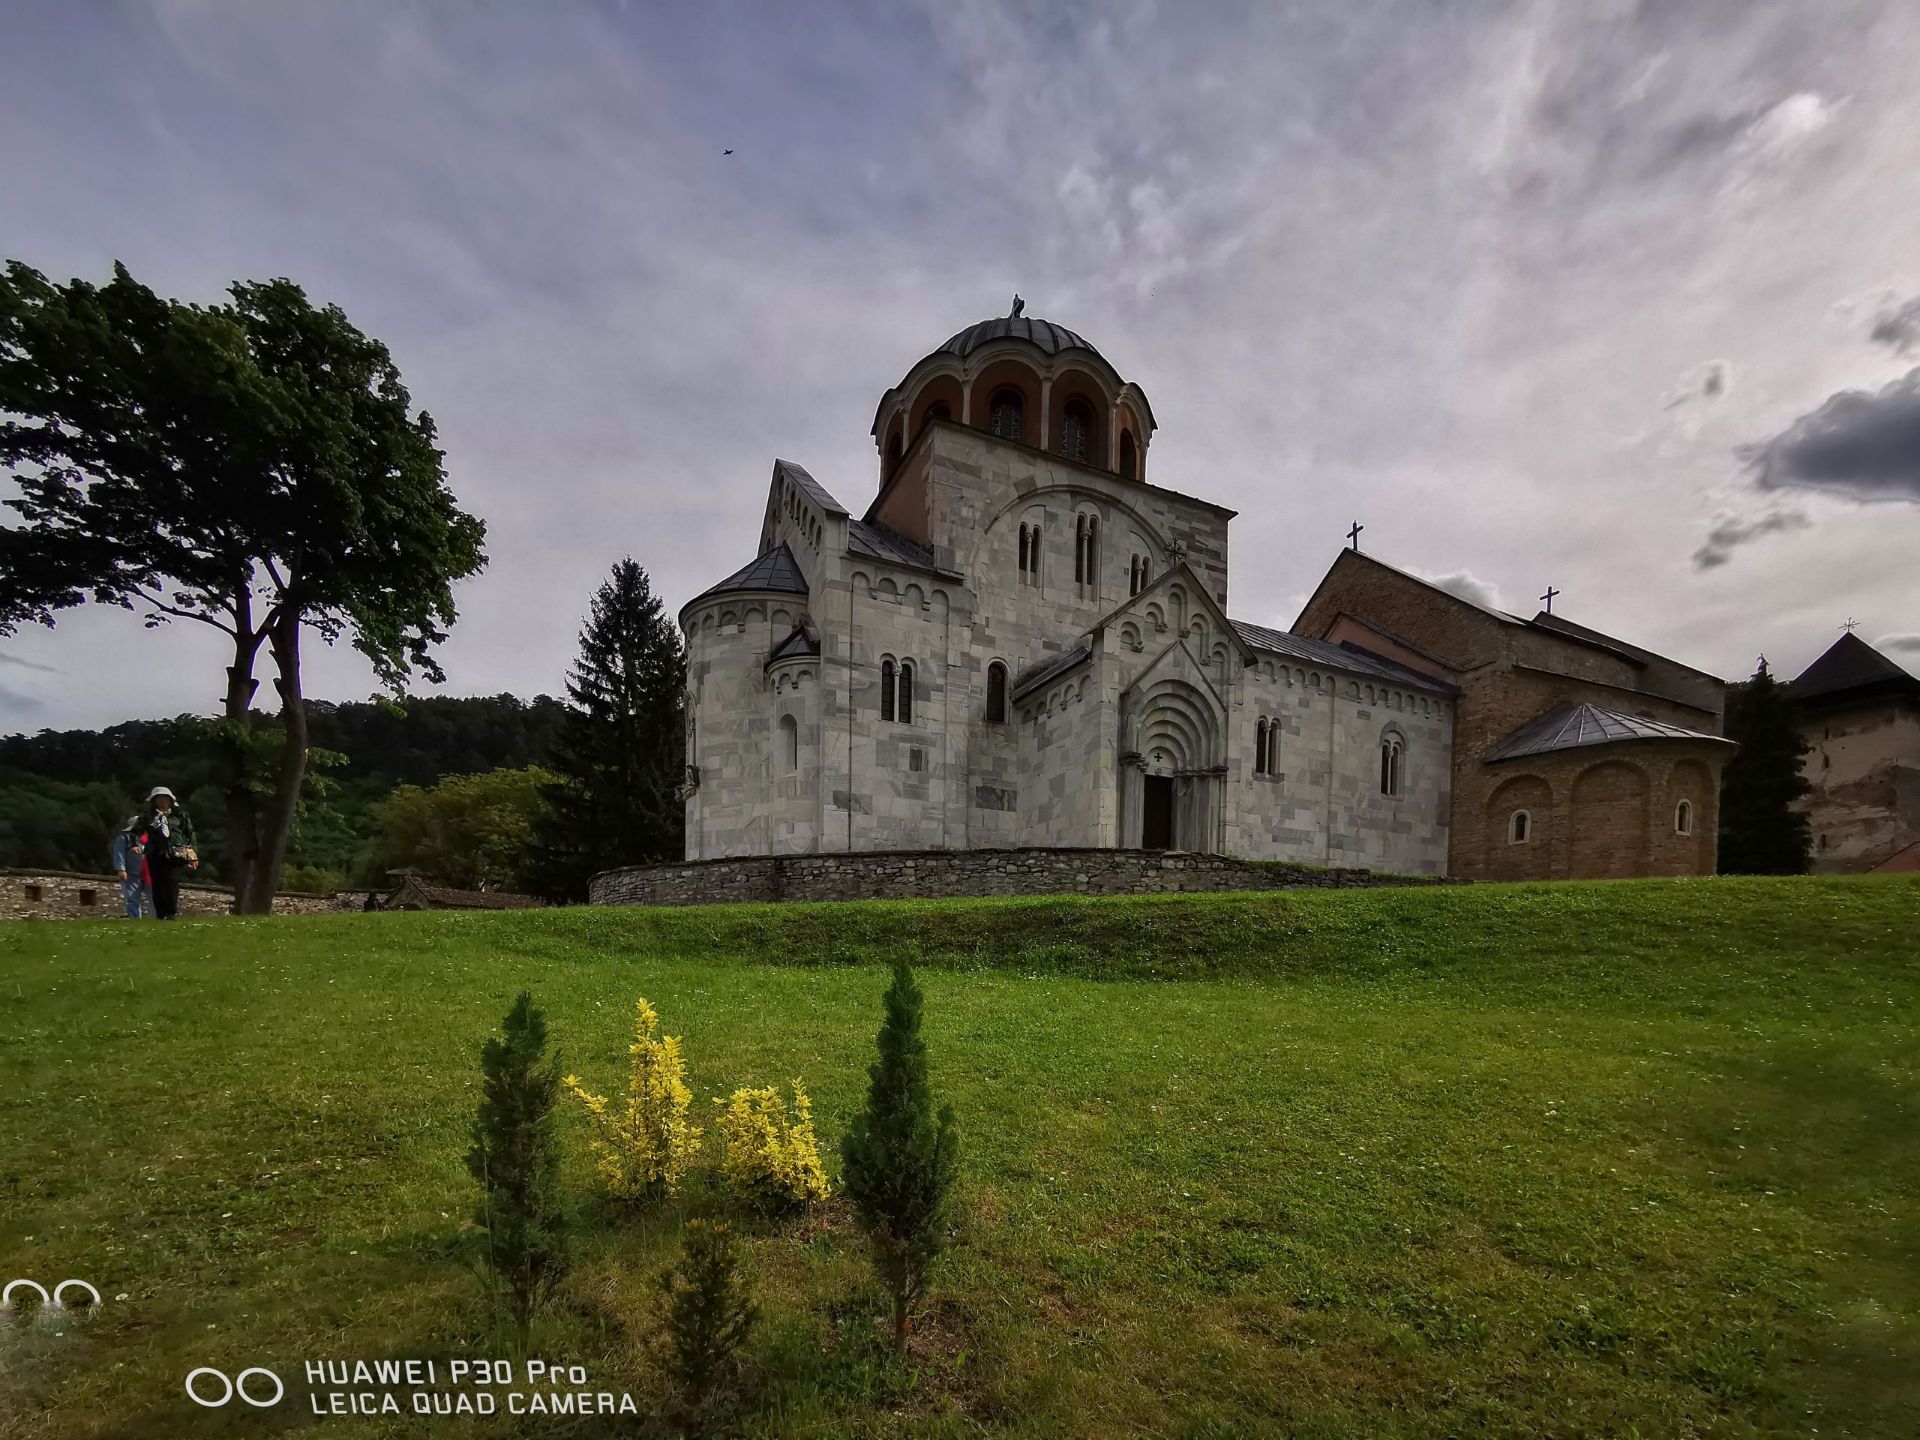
1424, 570, 1502, 611
1692, 507, 1810, 569
1877, 631, 1920, 654
1869, 294, 1920, 353
0, 651, 62, 673
1745, 369, 1920, 502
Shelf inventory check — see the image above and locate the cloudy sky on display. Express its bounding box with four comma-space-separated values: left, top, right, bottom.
4, 0, 1918, 732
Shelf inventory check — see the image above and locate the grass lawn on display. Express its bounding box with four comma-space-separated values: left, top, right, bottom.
1, 875, 1916, 1437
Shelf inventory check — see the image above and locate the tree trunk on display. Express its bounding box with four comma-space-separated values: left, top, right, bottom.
892, 1288, 910, 1355
238, 608, 309, 914
220, 618, 266, 913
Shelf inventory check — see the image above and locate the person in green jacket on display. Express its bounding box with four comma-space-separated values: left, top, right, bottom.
130, 786, 198, 921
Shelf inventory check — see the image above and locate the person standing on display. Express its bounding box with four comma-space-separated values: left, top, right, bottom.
111, 814, 153, 918
133, 786, 198, 921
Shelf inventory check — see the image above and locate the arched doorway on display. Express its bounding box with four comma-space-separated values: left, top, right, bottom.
1120, 677, 1224, 852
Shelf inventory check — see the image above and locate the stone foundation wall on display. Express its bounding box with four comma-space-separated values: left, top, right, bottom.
4, 870, 359, 921
589, 847, 1459, 908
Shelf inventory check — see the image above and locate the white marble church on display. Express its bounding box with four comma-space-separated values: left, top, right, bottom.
678, 304, 1454, 873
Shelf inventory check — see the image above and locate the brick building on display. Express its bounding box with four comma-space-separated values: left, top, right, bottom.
1292, 551, 1731, 880
1785, 633, 1920, 873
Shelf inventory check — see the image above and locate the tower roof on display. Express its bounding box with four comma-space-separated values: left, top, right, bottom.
933, 313, 1100, 362
1785, 632, 1920, 704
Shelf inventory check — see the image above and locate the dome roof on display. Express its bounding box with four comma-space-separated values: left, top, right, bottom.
935, 314, 1100, 361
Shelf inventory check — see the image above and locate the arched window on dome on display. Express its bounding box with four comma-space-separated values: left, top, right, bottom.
1119, 428, 1138, 480
1059, 398, 1093, 464
1674, 798, 1693, 836
1509, 809, 1531, 844
989, 388, 1024, 442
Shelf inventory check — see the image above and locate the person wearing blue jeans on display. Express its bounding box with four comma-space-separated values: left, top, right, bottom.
111, 817, 153, 919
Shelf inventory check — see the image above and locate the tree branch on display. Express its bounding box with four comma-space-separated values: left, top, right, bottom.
132, 586, 236, 636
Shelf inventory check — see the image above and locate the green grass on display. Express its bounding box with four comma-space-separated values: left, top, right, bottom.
2, 876, 1917, 1437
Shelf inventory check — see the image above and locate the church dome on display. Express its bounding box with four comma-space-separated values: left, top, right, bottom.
873, 300, 1156, 489
934, 314, 1100, 362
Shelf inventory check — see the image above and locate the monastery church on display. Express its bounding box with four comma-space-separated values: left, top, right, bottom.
679, 305, 1732, 880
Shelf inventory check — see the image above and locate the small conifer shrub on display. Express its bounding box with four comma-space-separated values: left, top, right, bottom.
565, 997, 701, 1202
662, 1219, 758, 1435
715, 1081, 831, 1213
467, 990, 568, 1343
840, 961, 958, 1354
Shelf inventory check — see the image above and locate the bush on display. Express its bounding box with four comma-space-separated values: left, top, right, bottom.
662, 1219, 757, 1436
715, 1081, 831, 1213
564, 997, 701, 1202
467, 991, 568, 1343
840, 962, 958, 1354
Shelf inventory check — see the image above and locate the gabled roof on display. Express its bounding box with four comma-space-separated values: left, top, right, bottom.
1089, 561, 1256, 664
773, 458, 847, 517
1231, 619, 1455, 694
1483, 702, 1732, 763
847, 518, 957, 577
1786, 633, 1920, 704
1011, 646, 1091, 700
684, 543, 809, 610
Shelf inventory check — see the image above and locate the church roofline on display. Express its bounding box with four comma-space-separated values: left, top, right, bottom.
1091, 560, 1256, 663
1011, 646, 1092, 702
1483, 702, 1734, 763
1231, 618, 1455, 693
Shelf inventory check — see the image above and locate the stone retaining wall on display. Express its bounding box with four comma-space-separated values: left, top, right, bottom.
3, 869, 358, 921
589, 847, 1458, 908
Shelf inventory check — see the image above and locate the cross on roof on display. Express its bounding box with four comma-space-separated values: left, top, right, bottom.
1541, 585, 1560, 615
1841, 617, 1860, 633
1347, 521, 1364, 551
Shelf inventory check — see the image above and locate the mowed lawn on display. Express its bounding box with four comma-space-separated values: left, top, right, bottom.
1, 877, 1916, 1438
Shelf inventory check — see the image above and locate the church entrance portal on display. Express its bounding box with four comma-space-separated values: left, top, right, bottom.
1142, 775, 1175, 849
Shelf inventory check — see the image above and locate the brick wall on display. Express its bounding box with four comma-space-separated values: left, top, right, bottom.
588, 846, 1459, 908
3, 870, 359, 921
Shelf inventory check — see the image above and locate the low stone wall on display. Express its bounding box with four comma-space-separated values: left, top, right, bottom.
3, 869, 357, 921
589, 847, 1457, 908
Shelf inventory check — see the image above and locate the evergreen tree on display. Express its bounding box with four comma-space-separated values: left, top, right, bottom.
467, 991, 568, 1343
528, 559, 686, 900
661, 1219, 758, 1435
1718, 659, 1813, 874
840, 962, 958, 1355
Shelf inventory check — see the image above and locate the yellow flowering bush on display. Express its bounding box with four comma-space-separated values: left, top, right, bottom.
714, 1081, 831, 1212
564, 998, 701, 1202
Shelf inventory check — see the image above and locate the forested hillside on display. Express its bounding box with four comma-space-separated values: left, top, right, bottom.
0, 693, 567, 885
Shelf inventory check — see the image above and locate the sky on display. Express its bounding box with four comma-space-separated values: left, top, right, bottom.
3, 0, 1918, 732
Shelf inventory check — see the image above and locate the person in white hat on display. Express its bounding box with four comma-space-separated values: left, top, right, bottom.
130, 785, 198, 921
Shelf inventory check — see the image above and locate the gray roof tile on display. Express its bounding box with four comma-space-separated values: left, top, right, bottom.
686, 543, 809, 607
1230, 620, 1454, 693
1483, 702, 1731, 763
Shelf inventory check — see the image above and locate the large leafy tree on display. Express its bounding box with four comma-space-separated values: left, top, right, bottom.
1718, 659, 1813, 874
0, 261, 486, 911
360, 765, 556, 891
527, 558, 686, 900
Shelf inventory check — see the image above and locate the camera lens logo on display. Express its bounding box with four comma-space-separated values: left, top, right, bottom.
2, 1279, 102, 1311
185, 1367, 285, 1408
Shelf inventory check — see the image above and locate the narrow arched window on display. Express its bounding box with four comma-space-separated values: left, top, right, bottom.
1265, 719, 1280, 776
1129, 554, 1141, 595
1380, 735, 1404, 796
1675, 798, 1692, 835
898, 660, 914, 724
1060, 398, 1093, 463
1075, 514, 1087, 584
1119, 428, 1138, 480
1510, 809, 1530, 844
1086, 515, 1098, 589
880, 658, 896, 722
778, 714, 798, 774
986, 661, 1007, 723
1141, 556, 1152, 588
1019, 523, 1030, 574
1255, 717, 1269, 775
1020, 519, 1041, 580
990, 388, 1024, 442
